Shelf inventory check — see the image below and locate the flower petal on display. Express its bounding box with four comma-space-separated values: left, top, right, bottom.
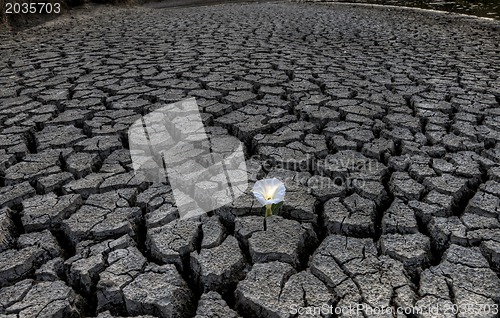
252, 180, 266, 194
266, 197, 283, 205
266, 178, 283, 188
252, 190, 268, 206
274, 183, 286, 201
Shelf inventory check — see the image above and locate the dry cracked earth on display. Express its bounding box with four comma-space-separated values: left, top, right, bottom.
1, 2, 500, 318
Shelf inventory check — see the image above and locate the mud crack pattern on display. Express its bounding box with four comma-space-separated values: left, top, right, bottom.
1, 2, 500, 318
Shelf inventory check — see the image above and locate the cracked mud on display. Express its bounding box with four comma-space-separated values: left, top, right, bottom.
1, 2, 500, 317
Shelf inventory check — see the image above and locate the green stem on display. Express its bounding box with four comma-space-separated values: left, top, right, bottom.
265, 204, 272, 217
264, 204, 272, 231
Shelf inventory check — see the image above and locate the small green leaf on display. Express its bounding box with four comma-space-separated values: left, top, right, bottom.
271, 202, 284, 215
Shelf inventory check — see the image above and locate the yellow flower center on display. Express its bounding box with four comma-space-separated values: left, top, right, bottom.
264, 187, 277, 201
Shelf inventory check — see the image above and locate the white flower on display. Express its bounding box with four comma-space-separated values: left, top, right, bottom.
252, 178, 286, 206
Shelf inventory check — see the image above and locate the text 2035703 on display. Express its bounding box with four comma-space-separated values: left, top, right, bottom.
5, 2, 61, 14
